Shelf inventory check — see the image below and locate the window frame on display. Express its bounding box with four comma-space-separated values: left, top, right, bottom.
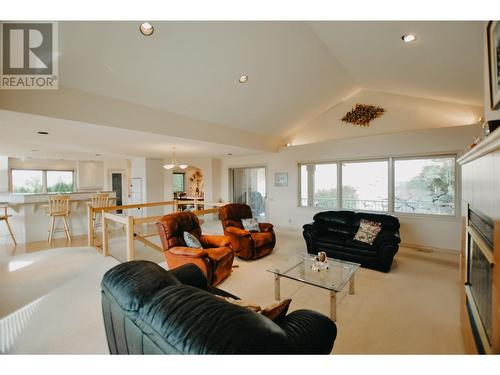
10, 168, 75, 195
172, 172, 186, 193
392, 154, 458, 218
340, 158, 390, 213
298, 153, 458, 218
298, 161, 339, 209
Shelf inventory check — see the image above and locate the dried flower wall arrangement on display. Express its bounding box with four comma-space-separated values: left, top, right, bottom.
341, 104, 385, 126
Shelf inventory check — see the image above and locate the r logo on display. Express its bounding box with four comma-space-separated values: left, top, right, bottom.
2, 23, 53, 75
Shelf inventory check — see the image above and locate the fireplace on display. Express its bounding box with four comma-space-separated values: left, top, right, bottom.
465, 207, 494, 353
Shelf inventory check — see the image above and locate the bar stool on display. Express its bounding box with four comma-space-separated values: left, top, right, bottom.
47, 195, 72, 244
91, 192, 109, 232
0, 204, 17, 245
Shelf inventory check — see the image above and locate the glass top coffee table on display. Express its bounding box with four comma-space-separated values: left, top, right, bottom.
267, 254, 360, 321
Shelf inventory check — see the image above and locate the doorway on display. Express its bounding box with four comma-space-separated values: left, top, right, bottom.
229, 166, 267, 220
111, 172, 124, 214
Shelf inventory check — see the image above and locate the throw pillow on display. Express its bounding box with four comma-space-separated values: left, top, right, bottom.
242, 218, 260, 232
217, 296, 292, 321
354, 219, 382, 245
183, 231, 202, 249
217, 296, 262, 312
260, 299, 292, 321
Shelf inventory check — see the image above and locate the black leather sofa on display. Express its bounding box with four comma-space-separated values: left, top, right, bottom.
101, 260, 337, 354
303, 211, 401, 272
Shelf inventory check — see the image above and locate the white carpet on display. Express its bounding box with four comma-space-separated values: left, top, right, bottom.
0, 247, 119, 354
0, 226, 464, 354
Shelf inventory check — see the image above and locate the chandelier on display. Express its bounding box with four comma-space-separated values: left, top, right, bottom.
163, 147, 188, 170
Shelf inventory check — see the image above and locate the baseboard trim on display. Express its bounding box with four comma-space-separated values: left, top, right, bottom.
401, 242, 458, 254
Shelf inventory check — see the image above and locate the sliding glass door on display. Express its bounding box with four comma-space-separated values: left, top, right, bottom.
229, 167, 267, 220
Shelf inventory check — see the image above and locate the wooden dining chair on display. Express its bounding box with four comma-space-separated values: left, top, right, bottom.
91, 192, 110, 231
0, 204, 17, 245
47, 195, 72, 244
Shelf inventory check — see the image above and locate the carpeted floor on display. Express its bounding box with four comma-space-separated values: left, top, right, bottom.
0, 222, 464, 354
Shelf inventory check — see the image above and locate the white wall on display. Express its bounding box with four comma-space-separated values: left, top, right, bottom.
212, 159, 222, 202
0, 156, 9, 193
9, 157, 76, 171
145, 159, 166, 216
221, 124, 482, 252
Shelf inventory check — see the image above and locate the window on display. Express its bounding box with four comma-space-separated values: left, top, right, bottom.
11, 170, 43, 194
172, 173, 185, 193
341, 160, 388, 212
11, 169, 74, 194
47, 171, 74, 193
298, 154, 456, 216
394, 157, 455, 215
300, 165, 308, 206
299, 163, 337, 208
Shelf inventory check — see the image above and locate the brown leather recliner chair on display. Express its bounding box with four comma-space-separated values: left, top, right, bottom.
156, 211, 234, 286
219, 203, 276, 260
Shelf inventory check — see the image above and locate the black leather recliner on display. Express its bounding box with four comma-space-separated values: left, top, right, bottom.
303, 211, 401, 272
101, 261, 337, 354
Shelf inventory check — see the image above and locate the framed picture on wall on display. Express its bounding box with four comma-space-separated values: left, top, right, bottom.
274, 172, 288, 187
487, 21, 500, 110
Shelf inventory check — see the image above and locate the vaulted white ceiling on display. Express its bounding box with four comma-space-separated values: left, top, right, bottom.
309, 21, 483, 106
57, 21, 483, 139
58, 21, 356, 138
0, 21, 484, 158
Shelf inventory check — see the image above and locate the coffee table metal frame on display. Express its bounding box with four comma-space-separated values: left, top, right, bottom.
267, 255, 360, 321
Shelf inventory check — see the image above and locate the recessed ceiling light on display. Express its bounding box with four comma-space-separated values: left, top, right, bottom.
140, 22, 154, 36
37, 131, 49, 135
401, 34, 416, 43
239, 75, 248, 84
286, 143, 292, 147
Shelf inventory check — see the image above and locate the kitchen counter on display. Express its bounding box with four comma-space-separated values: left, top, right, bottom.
0, 191, 116, 244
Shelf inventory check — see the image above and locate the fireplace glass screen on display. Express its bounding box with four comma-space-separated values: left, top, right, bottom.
468, 235, 493, 344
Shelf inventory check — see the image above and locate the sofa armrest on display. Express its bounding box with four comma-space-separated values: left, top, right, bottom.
374, 234, 400, 246
276, 309, 337, 354
302, 223, 319, 236
258, 222, 274, 233
168, 247, 209, 258
200, 234, 231, 248
374, 230, 401, 258
168, 263, 209, 290
302, 223, 320, 254
225, 226, 251, 238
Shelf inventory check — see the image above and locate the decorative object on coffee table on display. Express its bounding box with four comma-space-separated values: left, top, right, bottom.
312, 251, 329, 272
341, 104, 385, 126
487, 21, 500, 110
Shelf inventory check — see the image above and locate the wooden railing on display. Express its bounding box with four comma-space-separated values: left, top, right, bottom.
87, 199, 226, 261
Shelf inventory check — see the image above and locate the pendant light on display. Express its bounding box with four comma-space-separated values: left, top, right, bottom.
163, 147, 188, 170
